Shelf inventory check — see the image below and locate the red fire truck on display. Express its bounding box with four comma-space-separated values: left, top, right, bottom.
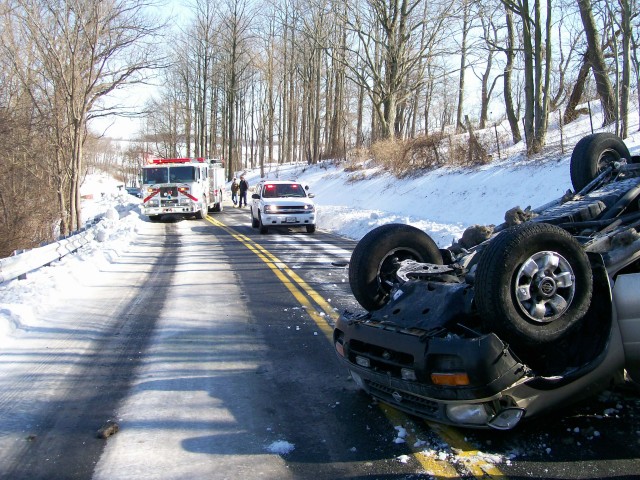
141, 158, 225, 221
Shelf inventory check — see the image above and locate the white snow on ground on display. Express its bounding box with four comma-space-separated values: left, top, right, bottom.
1, 107, 639, 470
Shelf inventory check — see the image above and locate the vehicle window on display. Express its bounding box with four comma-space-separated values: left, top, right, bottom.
143, 167, 168, 184
169, 166, 196, 183
277, 184, 305, 197
259, 183, 308, 198
262, 184, 278, 198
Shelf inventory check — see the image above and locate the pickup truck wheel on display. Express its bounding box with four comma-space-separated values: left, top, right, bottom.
475, 222, 592, 347
570, 133, 631, 192
349, 223, 443, 311
251, 209, 259, 228
306, 224, 316, 233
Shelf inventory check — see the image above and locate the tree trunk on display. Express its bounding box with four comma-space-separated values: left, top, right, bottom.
520, 0, 535, 151
563, 54, 590, 124
577, 0, 616, 125
456, 0, 469, 133
503, 6, 521, 143
356, 74, 364, 147
619, 0, 631, 138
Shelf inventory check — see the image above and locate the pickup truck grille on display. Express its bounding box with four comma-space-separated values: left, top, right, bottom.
271, 205, 310, 214
348, 339, 414, 378
365, 380, 440, 415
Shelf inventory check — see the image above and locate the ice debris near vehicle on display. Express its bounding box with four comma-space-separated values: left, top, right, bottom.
266, 440, 295, 455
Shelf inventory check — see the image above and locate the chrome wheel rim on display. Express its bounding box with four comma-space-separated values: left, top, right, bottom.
514, 251, 575, 323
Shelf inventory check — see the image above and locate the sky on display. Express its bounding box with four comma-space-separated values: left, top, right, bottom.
1, 106, 639, 473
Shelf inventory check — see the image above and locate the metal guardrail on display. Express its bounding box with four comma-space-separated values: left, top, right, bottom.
0, 208, 115, 284
0, 229, 96, 284
0, 202, 141, 284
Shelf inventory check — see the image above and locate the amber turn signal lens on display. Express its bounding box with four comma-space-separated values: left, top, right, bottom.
430, 372, 470, 386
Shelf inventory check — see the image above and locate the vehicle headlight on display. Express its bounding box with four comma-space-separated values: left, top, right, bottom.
264, 205, 277, 213
488, 407, 525, 430
304, 204, 315, 212
147, 199, 159, 207
179, 198, 191, 205
445, 403, 490, 425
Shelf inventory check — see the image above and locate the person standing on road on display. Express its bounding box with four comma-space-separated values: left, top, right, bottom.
238, 175, 249, 208
230, 177, 239, 206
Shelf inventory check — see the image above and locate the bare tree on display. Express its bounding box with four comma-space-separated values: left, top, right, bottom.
455, 0, 471, 133
341, 0, 453, 140
617, 0, 633, 138
218, 0, 254, 176
3, 0, 163, 234
501, 0, 553, 153
471, 2, 502, 130
577, 0, 617, 125
632, 0, 640, 130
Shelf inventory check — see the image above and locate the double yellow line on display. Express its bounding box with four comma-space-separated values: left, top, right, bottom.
206, 215, 506, 479
206, 216, 336, 337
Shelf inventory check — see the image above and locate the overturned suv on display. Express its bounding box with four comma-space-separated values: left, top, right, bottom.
334, 133, 640, 430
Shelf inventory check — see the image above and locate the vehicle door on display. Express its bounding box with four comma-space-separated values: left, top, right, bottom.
612, 273, 640, 381
251, 183, 263, 216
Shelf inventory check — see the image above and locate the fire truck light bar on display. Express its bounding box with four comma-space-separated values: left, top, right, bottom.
151, 158, 207, 164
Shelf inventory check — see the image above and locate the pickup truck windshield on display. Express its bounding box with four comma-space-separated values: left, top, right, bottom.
263, 183, 306, 198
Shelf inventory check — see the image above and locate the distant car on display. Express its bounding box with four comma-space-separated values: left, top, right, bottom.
126, 186, 142, 198
334, 133, 640, 430
250, 180, 316, 234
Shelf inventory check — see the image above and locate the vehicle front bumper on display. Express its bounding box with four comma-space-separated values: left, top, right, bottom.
143, 205, 200, 215
334, 313, 529, 429
261, 212, 315, 227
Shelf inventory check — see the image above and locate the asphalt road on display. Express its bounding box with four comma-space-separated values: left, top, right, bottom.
0, 205, 639, 479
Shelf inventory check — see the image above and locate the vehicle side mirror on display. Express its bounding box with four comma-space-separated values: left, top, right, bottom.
308, 193, 315, 198
252, 193, 260, 199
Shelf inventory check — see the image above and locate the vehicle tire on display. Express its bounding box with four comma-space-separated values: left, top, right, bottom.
259, 214, 268, 234
570, 133, 631, 192
251, 209, 259, 228
196, 207, 206, 219
306, 224, 316, 233
474, 222, 592, 348
149, 215, 162, 222
349, 223, 443, 311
